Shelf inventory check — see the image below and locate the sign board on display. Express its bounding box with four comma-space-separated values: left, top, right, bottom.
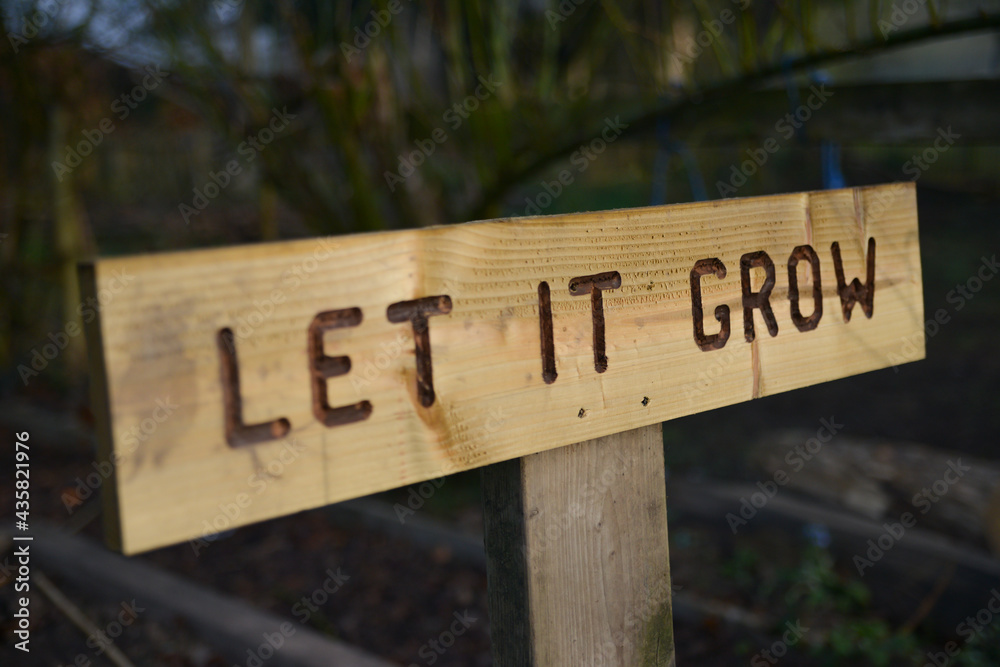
81, 183, 924, 554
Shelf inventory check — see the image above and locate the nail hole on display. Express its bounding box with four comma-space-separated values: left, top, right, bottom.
642, 397, 650, 406
578, 408, 586, 418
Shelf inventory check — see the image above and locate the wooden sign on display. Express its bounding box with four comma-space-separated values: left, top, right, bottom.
81, 183, 923, 554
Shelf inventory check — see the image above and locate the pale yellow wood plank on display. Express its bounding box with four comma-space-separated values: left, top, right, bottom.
82, 183, 924, 554
481, 423, 674, 666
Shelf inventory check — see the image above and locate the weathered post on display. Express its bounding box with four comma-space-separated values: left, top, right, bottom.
482, 424, 674, 665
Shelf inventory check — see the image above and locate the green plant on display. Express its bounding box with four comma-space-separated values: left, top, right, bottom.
781, 545, 920, 665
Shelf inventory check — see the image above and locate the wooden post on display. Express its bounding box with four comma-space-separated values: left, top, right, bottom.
482, 423, 674, 665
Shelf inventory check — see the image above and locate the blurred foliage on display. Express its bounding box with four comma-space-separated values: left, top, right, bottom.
726, 543, 1000, 666
1, 0, 998, 385
788, 546, 921, 665
116, 0, 998, 229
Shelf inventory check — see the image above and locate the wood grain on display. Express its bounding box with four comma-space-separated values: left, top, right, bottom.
482, 423, 675, 666
81, 183, 924, 554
